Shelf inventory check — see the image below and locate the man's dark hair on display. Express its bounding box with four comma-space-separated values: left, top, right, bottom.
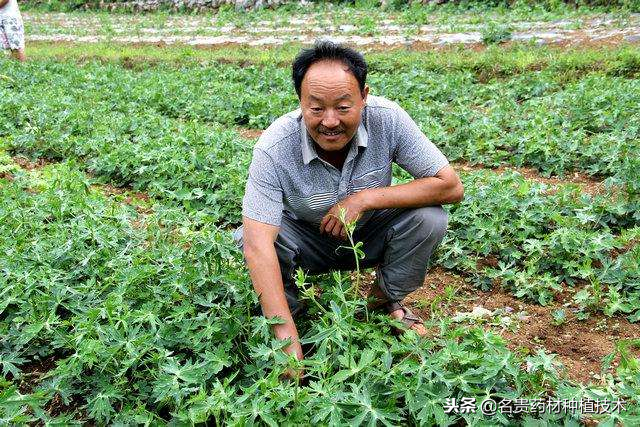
292, 40, 368, 99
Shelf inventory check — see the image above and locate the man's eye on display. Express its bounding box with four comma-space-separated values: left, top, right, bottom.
310, 107, 323, 112
338, 106, 351, 111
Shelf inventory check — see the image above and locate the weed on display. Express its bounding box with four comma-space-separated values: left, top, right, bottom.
481, 22, 514, 45
551, 308, 567, 326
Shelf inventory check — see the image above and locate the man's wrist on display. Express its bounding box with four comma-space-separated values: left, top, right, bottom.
273, 321, 303, 359
273, 318, 298, 339
356, 188, 375, 212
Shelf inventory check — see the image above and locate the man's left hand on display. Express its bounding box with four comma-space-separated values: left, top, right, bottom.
320, 192, 368, 239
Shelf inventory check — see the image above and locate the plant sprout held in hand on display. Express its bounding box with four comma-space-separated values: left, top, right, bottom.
337, 206, 366, 299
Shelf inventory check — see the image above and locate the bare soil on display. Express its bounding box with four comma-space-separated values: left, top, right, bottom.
611, 238, 640, 259
95, 182, 150, 203
12, 155, 55, 171
17, 354, 88, 420
387, 32, 638, 51
237, 128, 264, 139
14, 353, 87, 421
16, 354, 61, 395
402, 267, 640, 384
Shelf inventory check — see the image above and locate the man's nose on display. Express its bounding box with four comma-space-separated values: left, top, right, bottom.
321, 110, 340, 128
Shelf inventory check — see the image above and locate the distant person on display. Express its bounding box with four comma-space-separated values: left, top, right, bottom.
0, 0, 25, 61
236, 40, 463, 364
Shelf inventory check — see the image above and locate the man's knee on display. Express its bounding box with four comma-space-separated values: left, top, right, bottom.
408, 206, 448, 242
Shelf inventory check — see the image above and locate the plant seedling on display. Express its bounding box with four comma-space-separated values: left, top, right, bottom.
550, 308, 567, 326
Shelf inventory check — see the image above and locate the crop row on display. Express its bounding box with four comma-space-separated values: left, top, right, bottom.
0, 161, 637, 425
3, 55, 639, 183
438, 170, 640, 317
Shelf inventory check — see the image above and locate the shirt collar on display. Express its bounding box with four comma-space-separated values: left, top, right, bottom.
300, 116, 368, 165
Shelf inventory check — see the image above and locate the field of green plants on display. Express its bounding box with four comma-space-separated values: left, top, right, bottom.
2, 4, 640, 425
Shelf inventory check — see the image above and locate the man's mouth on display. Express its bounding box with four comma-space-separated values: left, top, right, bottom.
319, 130, 343, 136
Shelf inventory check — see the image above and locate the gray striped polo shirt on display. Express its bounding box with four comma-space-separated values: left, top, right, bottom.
242, 95, 449, 227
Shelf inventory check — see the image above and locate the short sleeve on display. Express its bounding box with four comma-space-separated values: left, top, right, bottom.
392, 104, 449, 178
242, 148, 284, 226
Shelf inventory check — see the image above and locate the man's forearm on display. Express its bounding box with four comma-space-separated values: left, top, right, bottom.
244, 241, 302, 359
359, 174, 463, 212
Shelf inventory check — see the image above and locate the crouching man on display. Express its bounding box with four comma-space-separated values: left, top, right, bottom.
235, 40, 463, 362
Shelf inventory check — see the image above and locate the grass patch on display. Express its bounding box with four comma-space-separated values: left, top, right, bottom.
25, 40, 640, 78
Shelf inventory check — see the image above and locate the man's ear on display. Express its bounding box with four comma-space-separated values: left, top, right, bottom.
362, 85, 370, 102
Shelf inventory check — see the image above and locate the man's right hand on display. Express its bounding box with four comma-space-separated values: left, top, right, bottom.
274, 322, 304, 380
242, 216, 304, 376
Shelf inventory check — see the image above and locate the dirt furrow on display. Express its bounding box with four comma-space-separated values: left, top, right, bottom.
24, 31, 640, 48
23, 11, 640, 48
402, 267, 640, 385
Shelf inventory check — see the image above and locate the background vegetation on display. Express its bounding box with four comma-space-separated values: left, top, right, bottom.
1, 1, 639, 424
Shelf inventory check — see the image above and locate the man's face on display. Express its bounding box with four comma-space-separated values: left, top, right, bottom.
300, 60, 369, 151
